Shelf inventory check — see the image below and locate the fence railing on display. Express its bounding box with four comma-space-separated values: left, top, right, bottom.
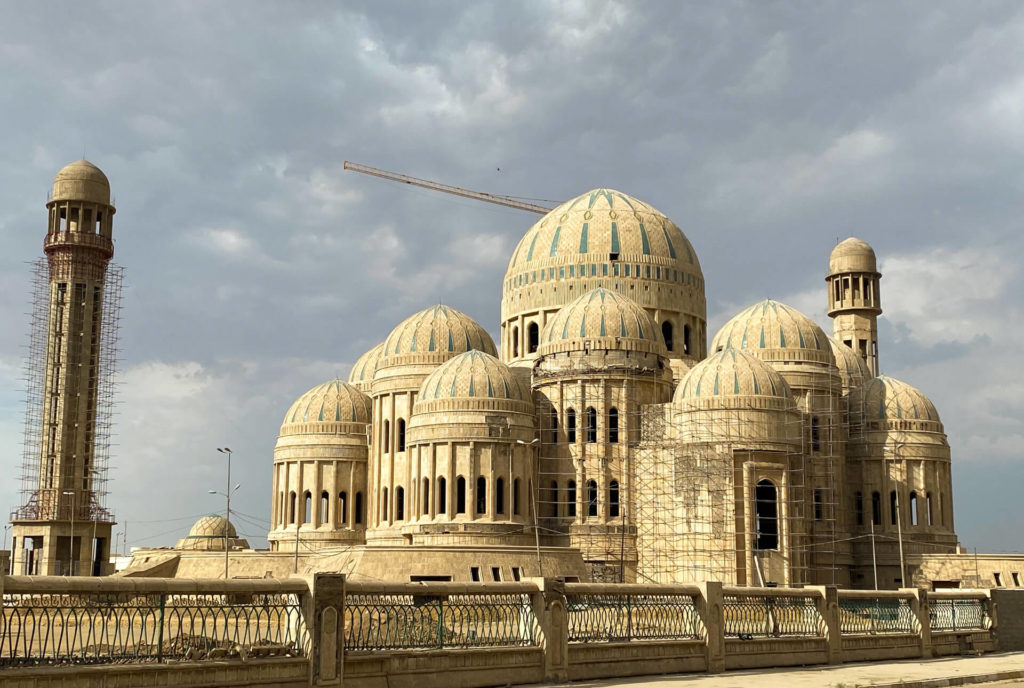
343, 582, 539, 651
722, 587, 823, 638
0, 576, 307, 667
838, 591, 917, 635
565, 583, 703, 642
929, 593, 991, 632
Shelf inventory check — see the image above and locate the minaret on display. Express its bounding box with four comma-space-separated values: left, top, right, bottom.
10, 160, 117, 576
827, 238, 881, 375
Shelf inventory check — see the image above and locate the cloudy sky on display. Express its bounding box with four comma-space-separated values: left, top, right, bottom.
0, 2, 1021, 554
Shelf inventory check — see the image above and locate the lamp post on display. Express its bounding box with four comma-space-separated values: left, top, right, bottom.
62, 490, 75, 575
215, 446, 235, 580
883, 442, 907, 587
516, 438, 542, 577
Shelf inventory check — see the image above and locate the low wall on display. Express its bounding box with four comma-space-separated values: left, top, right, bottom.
344, 647, 544, 688
0, 658, 309, 688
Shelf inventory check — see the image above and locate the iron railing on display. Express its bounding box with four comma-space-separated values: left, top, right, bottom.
929, 597, 990, 632
838, 597, 916, 634
0, 578, 306, 667
724, 592, 823, 638
344, 590, 537, 650
566, 592, 702, 642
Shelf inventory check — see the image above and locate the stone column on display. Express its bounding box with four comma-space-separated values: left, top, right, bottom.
697, 581, 725, 673
308, 573, 345, 686
808, 585, 841, 664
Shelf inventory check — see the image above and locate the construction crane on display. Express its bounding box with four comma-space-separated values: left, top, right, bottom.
343, 161, 555, 215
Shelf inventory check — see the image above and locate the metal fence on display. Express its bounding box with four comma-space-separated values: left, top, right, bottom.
723, 593, 822, 638
0, 580, 306, 667
344, 592, 536, 650
838, 597, 916, 635
929, 597, 990, 632
566, 593, 702, 642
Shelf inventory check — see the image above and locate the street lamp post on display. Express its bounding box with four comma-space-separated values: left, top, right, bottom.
216, 448, 233, 579
884, 443, 907, 587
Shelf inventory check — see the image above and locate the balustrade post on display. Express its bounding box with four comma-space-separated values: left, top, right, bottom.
905, 587, 932, 658
808, 586, 841, 664
308, 573, 346, 686
528, 577, 568, 682
697, 581, 725, 674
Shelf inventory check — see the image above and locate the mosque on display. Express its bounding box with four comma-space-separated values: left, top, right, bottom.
13, 161, 993, 589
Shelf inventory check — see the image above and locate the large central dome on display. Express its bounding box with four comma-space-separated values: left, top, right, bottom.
500, 188, 706, 367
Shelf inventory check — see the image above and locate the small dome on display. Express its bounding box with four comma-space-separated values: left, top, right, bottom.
863, 375, 941, 423
280, 379, 372, 434
188, 515, 237, 538
348, 342, 384, 392
418, 350, 532, 402
829, 337, 871, 391
176, 515, 249, 551
379, 304, 496, 363
675, 348, 792, 403
539, 287, 665, 356
829, 237, 877, 274
710, 299, 834, 365
51, 159, 111, 205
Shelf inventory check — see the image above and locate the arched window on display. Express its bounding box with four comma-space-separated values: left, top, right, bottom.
355, 492, 363, 524
512, 326, 520, 358
422, 478, 430, 515
926, 492, 934, 526
496, 477, 505, 515
289, 491, 296, 524
871, 492, 881, 525
662, 321, 674, 351
548, 481, 559, 517
609, 480, 620, 518
320, 491, 330, 525
303, 491, 312, 524
890, 491, 898, 526
855, 492, 863, 526
513, 478, 521, 515
683, 324, 691, 355
383, 420, 390, 452
437, 477, 447, 513
279, 492, 285, 525
754, 479, 779, 550
396, 487, 405, 521
476, 477, 487, 514
813, 489, 823, 521
587, 480, 598, 517
909, 491, 918, 526
456, 476, 466, 514
397, 419, 406, 451
382, 488, 389, 520
339, 491, 348, 525
567, 408, 577, 443
585, 407, 597, 443
550, 408, 559, 444
608, 407, 619, 444
527, 322, 539, 354
567, 480, 577, 517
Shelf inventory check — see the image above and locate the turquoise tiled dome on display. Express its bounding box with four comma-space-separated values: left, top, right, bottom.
710, 299, 834, 365
418, 350, 531, 402
539, 287, 665, 355
380, 304, 496, 360
675, 348, 792, 403
280, 379, 371, 431
863, 375, 941, 423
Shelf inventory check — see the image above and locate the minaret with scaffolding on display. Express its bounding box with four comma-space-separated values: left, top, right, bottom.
10, 160, 122, 576
827, 237, 882, 376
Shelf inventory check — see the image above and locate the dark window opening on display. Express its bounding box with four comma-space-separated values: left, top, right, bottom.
871, 491, 881, 525
511, 567, 522, 581
754, 479, 779, 550
355, 492, 364, 524
926, 492, 933, 526
320, 491, 330, 525
994, 572, 1003, 587
496, 477, 505, 515
567, 480, 577, 517
491, 567, 502, 581
512, 327, 519, 358
550, 408, 558, 444
585, 407, 597, 443
397, 419, 406, 452
855, 492, 863, 526
339, 491, 348, 524
890, 491, 898, 526
289, 492, 296, 524
383, 420, 390, 452
470, 567, 481, 582
422, 478, 430, 515
527, 322, 539, 354
513, 478, 520, 515
567, 408, 577, 443
683, 324, 691, 355
587, 479, 598, 517
811, 417, 821, 452
813, 489, 823, 521
662, 321, 674, 352
396, 486, 405, 521
609, 480, 620, 518
438, 477, 447, 513
476, 477, 487, 514
303, 491, 312, 524
456, 477, 467, 514
608, 407, 619, 444
382, 487, 389, 520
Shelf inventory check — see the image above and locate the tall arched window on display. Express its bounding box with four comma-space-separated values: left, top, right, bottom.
496, 477, 505, 515
303, 491, 312, 524
437, 477, 447, 513
926, 492, 934, 526
662, 321, 674, 351
383, 420, 390, 452
320, 491, 330, 525
585, 407, 597, 443
513, 478, 521, 515
279, 492, 285, 525
855, 492, 863, 526
456, 476, 467, 514
587, 480, 598, 517
754, 479, 779, 550
890, 491, 898, 526
608, 408, 619, 444
512, 326, 520, 358
397, 419, 406, 451
909, 491, 918, 526
396, 487, 405, 521
813, 489, 823, 521
567, 408, 577, 443
289, 491, 296, 524
422, 478, 430, 515
527, 322, 539, 354
871, 491, 881, 525
382, 487, 389, 520
476, 477, 487, 514
567, 480, 577, 517
548, 481, 559, 517
609, 480, 620, 518
550, 408, 559, 444
339, 491, 348, 525
354, 492, 363, 524
683, 324, 691, 355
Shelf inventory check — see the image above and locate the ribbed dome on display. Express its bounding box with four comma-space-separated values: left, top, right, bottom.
829, 237, 877, 274
539, 287, 665, 356
418, 350, 532, 402
863, 375, 941, 423
379, 304, 496, 363
280, 379, 372, 434
675, 348, 792, 403
710, 299, 834, 365
507, 189, 700, 274
348, 342, 384, 392
188, 515, 237, 538
51, 159, 111, 205
829, 337, 871, 391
